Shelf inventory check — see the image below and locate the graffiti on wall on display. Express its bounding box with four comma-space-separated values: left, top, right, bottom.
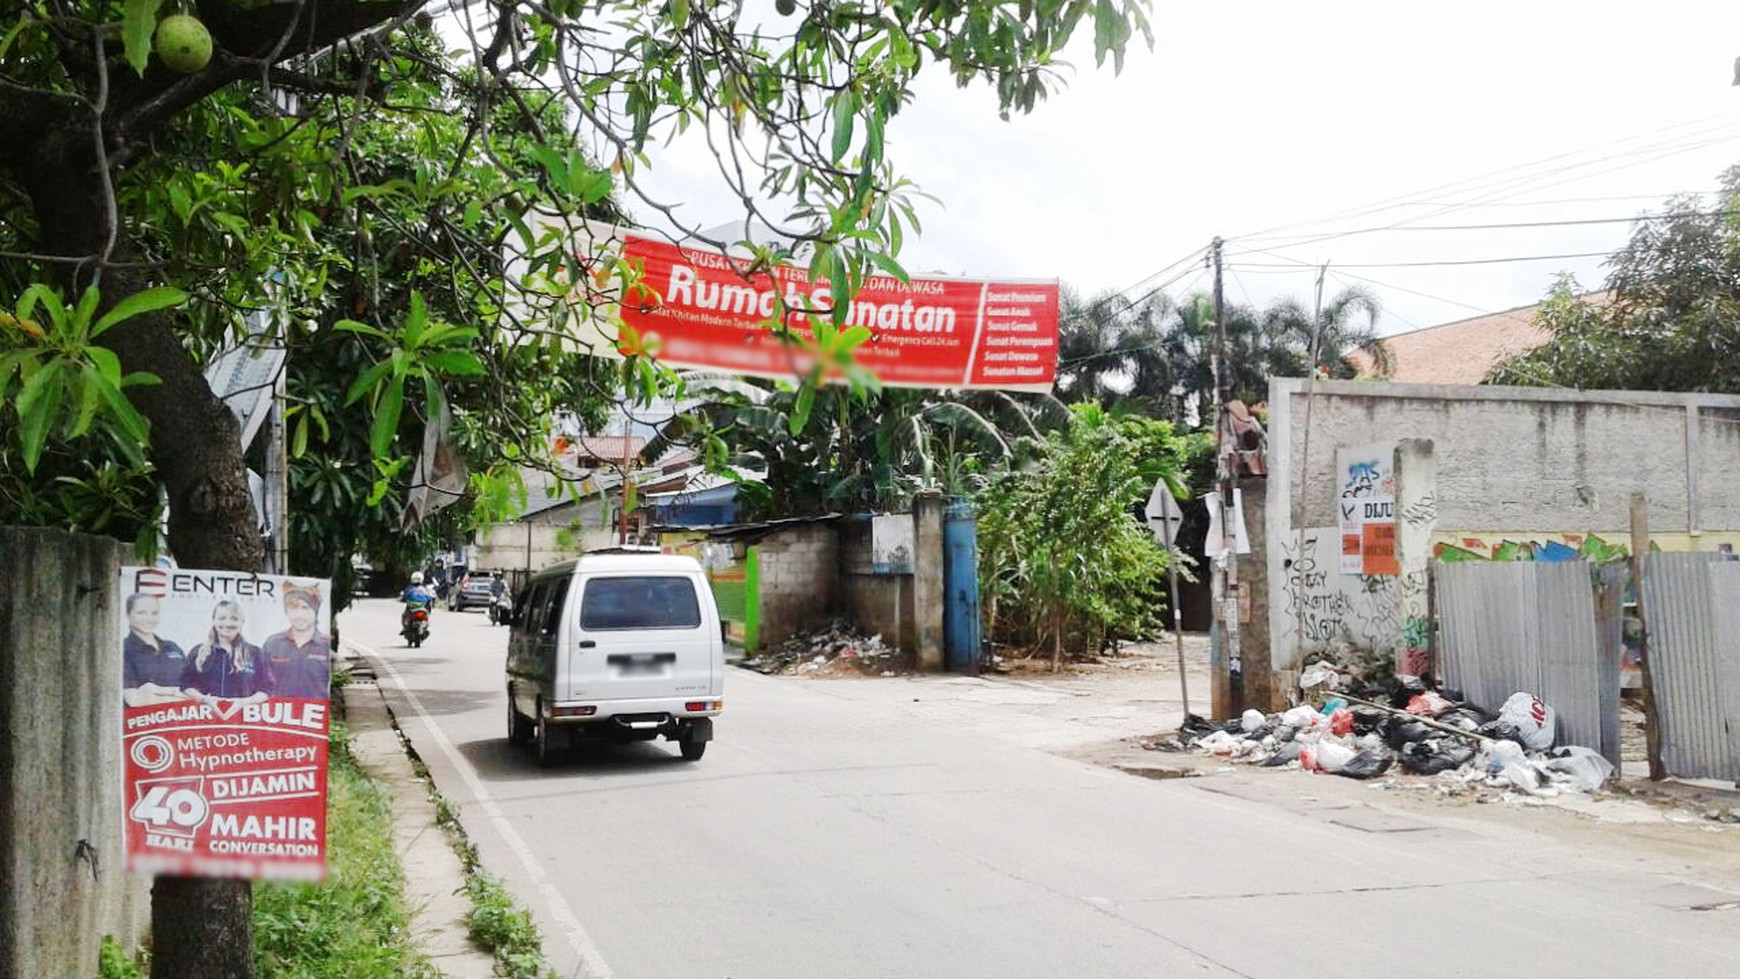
1281, 531, 1402, 655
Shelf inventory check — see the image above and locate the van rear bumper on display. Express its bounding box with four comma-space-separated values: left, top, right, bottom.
544, 697, 722, 725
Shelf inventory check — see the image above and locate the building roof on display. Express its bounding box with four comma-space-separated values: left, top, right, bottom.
1347, 293, 1606, 386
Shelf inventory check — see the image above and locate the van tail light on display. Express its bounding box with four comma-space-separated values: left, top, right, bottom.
551, 706, 597, 718
685, 700, 723, 713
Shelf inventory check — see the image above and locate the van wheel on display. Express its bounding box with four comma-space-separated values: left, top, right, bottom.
534, 713, 560, 768
507, 697, 531, 746
679, 736, 706, 761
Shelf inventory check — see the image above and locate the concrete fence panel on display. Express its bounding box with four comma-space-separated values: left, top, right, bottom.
0, 526, 150, 977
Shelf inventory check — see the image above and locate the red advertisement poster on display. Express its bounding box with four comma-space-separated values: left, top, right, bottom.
617, 235, 1058, 391
119, 566, 333, 880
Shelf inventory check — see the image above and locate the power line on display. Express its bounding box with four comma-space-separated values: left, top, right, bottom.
1235, 249, 1612, 270
1229, 113, 1737, 243
1235, 207, 1729, 244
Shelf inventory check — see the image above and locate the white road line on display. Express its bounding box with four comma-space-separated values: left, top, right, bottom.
349, 638, 614, 979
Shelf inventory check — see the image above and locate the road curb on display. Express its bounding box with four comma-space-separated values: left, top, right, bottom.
341, 664, 498, 978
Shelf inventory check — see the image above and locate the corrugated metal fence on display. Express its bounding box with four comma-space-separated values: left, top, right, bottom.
1641, 554, 1740, 781
1434, 560, 1624, 765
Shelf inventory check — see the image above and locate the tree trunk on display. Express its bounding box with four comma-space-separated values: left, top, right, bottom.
23, 109, 262, 979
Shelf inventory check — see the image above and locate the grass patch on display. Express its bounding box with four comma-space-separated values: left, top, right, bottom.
98, 936, 147, 979
251, 723, 440, 978
412, 744, 557, 979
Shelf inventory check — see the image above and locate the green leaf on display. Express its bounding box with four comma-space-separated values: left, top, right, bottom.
369, 376, 405, 458
345, 359, 393, 406
334, 319, 390, 340
121, 0, 163, 78
671, 0, 689, 28
87, 346, 123, 386
425, 350, 487, 376
16, 360, 64, 474
830, 94, 856, 163
291, 415, 308, 458
864, 251, 909, 283
70, 365, 103, 438
790, 384, 815, 435
91, 286, 187, 337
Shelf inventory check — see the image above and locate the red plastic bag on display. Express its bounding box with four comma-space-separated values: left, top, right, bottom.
1329, 707, 1354, 736
1406, 691, 1454, 718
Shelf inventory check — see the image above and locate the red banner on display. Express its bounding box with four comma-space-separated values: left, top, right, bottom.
119, 568, 333, 880
617, 235, 1058, 391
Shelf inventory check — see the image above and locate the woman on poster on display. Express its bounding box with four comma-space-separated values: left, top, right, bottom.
262, 582, 332, 699
122, 593, 190, 707
181, 599, 271, 703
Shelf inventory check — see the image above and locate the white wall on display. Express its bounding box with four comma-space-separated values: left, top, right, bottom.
1266, 379, 1740, 673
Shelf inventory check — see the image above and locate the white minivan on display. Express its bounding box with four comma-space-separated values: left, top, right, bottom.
505, 551, 724, 766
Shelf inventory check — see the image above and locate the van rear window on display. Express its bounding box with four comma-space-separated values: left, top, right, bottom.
580, 576, 701, 631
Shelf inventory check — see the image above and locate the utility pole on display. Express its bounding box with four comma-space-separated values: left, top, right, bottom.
1208, 237, 1242, 719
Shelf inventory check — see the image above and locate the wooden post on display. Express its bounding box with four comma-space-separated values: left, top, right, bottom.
1629, 492, 1667, 781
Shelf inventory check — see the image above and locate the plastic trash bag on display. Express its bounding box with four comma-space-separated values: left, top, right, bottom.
1305, 740, 1356, 774
1350, 706, 1390, 737
1281, 705, 1321, 729
1387, 720, 1435, 749
1406, 691, 1455, 717
1198, 730, 1245, 756
1545, 746, 1614, 791
1482, 740, 1527, 772
1339, 745, 1395, 780
1263, 742, 1304, 767
1400, 740, 1475, 775
1497, 692, 1556, 751
1300, 661, 1343, 692
1328, 707, 1355, 737
1241, 709, 1267, 733
1179, 714, 1219, 744
1440, 708, 1488, 732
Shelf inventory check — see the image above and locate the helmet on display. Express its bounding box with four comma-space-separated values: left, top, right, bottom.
411, 571, 425, 584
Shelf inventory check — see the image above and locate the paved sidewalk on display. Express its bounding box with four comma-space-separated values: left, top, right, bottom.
342, 664, 496, 978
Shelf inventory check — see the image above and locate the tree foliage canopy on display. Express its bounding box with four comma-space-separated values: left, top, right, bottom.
1490, 168, 1740, 392
1055, 281, 1389, 422
1, 0, 1151, 973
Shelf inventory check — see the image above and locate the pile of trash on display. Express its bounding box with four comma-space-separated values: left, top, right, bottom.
739, 620, 911, 677
1167, 659, 1615, 797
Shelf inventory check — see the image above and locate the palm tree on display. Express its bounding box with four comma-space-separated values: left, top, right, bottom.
1264, 284, 1393, 379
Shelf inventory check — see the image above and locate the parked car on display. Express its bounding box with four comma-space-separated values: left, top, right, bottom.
505, 552, 723, 766
449, 571, 499, 611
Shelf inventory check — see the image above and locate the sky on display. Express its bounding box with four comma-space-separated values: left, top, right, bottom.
628, 1, 1740, 336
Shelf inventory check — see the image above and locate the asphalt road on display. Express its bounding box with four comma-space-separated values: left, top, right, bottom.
341, 598, 1740, 979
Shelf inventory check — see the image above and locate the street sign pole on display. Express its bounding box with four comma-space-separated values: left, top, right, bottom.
1146, 481, 1190, 717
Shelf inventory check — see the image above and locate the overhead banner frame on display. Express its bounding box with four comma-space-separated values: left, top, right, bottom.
506, 214, 1060, 392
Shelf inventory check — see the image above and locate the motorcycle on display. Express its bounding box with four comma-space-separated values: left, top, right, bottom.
402, 605, 431, 647
488, 590, 513, 626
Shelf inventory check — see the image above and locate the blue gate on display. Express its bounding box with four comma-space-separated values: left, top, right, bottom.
943, 499, 982, 672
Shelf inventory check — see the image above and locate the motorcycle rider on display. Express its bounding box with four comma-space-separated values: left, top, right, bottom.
401, 571, 436, 638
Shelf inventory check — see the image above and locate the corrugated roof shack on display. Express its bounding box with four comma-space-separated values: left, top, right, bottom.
658, 504, 947, 668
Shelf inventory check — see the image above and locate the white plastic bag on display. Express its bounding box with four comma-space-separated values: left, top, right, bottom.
1310, 741, 1356, 774
1240, 708, 1267, 733
1498, 692, 1557, 751
1299, 662, 1343, 692
1545, 746, 1614, 791
1281, 705, 1321, 729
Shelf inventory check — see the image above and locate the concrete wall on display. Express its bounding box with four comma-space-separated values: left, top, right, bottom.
1, 527, 151, 977
474, 505, 619, 577
840, 515, 919, 653
748, 524, 840, 650
1266, 379, 1740, 675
